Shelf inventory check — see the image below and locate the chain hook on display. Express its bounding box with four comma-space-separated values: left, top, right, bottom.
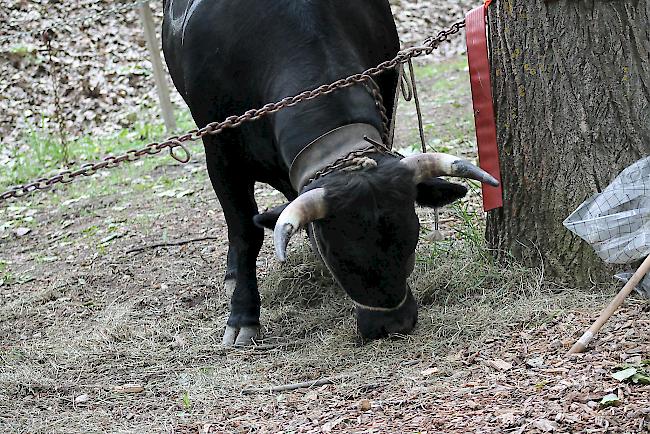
168, 141, 192, 164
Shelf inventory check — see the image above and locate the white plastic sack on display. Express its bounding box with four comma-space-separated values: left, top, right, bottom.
564, 156, 650, 264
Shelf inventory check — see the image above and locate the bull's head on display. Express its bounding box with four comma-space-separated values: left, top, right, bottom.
255, 153, 498, 341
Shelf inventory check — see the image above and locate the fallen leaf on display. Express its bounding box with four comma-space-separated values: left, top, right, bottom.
74, 394, 90, 404
421, 367, 440, 376
100, 231, 127, 244
631, 372, 650, 384
600, 393, 620, 408
486, 359, 513, 371
176, 189, 195, 198
533, 419, 558, 432
61, 198, 83, 206
612, 367, 637, 381
496, 412, 517, 426
113, 383, 144, 393
61, 220, 74, 229
13, 227, 31, 237
156, 189, 177, 198
526, 357, 545, 368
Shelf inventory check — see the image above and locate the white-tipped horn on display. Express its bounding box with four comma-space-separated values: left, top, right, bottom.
273, 188, 328, 262
401, 153, 500, 186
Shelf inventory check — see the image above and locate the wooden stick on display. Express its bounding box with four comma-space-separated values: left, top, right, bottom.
568, 254, 650, 354
127, 236, 220, 254
242, 377, 342, 395
138, 2, 176, 133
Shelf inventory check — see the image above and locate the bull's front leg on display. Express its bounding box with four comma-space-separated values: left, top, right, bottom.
204, 138, 264, 347
221, 220, 263, 346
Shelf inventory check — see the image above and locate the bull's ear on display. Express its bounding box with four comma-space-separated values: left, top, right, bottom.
416, 178, 468, 208
253, 203, 290, 230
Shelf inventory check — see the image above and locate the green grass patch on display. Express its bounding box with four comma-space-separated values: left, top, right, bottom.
0, 109, 196, 192
6, 43, 39, 61
415, 56, 469, 81
398, 56, 475, 151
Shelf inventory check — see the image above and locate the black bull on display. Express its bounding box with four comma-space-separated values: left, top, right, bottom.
162, 0, 498, 346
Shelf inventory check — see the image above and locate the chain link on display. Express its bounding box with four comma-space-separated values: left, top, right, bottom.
363, 79, 391, 146
306, 136, 406, 187
0, 19, 466, 204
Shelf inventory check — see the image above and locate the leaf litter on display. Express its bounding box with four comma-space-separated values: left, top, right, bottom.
1, 0, 649, 433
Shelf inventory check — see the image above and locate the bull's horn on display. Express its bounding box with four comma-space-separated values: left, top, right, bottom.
273, 188, 328, 262
401, 153, 500, 186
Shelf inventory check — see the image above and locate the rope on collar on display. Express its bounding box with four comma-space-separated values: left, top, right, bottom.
339, 156, 378, 172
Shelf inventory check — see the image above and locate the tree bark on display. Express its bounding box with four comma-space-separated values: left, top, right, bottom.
486, 0, 650, 285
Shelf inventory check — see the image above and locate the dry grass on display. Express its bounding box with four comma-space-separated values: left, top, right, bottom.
0, 48, 643, 432
0, 193, 608, 433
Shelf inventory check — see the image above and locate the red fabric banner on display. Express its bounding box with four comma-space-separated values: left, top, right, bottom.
466, 5, 503, 211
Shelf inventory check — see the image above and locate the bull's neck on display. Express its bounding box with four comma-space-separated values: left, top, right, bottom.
288, 123, 382, 192
269, 80, 383, 172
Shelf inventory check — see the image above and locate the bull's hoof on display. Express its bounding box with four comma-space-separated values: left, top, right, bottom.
221, 325, 260, 347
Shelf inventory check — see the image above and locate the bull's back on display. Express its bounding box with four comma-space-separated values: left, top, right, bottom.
163, 0, 399, 114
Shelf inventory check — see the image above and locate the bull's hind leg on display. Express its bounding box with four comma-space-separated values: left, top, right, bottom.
203, 135, 264, 347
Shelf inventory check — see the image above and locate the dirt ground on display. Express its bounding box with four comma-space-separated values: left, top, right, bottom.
2, 1, 650, 433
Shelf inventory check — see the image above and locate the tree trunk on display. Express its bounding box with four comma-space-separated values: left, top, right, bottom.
486, 0, 650, 286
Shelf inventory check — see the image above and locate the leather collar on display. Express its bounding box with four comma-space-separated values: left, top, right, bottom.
289, 123, 382, 192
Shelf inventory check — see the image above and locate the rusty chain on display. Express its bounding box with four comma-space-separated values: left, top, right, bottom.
0, 19, 466, 203
306, 145, 386, 188
363, 78, 391, 146
305, 137, 405, 188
